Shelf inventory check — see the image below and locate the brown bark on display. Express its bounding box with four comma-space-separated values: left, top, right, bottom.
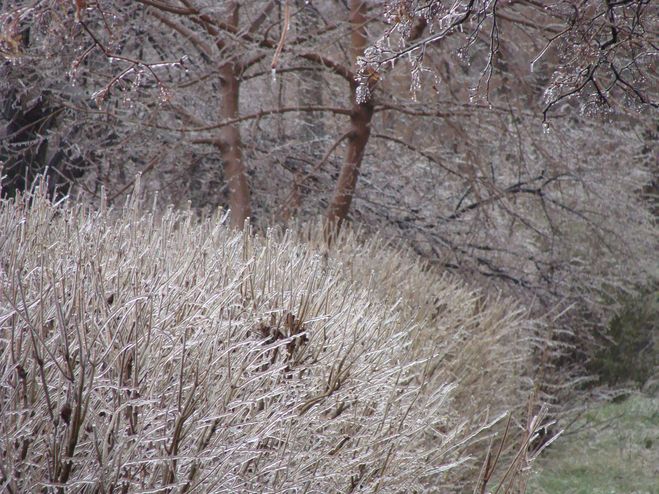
217, 2, 251, 229
325, 0, 374, 239
296, 1, 325, 141
325, 98, 373, 230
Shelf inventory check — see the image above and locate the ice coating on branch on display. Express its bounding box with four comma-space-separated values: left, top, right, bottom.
356, 83, 371, 104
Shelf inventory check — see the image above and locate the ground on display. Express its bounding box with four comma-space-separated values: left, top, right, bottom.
528, 393, 659, 494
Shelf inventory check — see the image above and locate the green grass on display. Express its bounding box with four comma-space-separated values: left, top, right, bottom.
528, 394, 659, 494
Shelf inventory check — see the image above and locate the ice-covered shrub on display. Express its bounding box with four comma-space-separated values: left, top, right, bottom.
0, 184, 541, 492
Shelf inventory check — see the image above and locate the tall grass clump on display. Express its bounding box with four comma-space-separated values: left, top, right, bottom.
0, 183, 544, 492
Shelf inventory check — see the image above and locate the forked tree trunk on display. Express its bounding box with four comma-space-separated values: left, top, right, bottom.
325, 0, 374, 239
217, 3, 251, 229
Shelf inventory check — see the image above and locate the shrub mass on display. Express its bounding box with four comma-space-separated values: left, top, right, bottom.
0, 185, 540, 492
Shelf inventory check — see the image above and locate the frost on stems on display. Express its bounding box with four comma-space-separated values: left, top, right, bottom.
0, 186, 540, 492
376, 0, 658, 115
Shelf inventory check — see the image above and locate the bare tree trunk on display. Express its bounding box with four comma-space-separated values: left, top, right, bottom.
296, 1, 325, 141
326, 97, 373, 230
325, 0, 373, 238
217, 3, 251, 229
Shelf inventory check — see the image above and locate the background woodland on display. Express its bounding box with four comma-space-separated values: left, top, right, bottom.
1, 1, 658, 491
1, 0, 657, 433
